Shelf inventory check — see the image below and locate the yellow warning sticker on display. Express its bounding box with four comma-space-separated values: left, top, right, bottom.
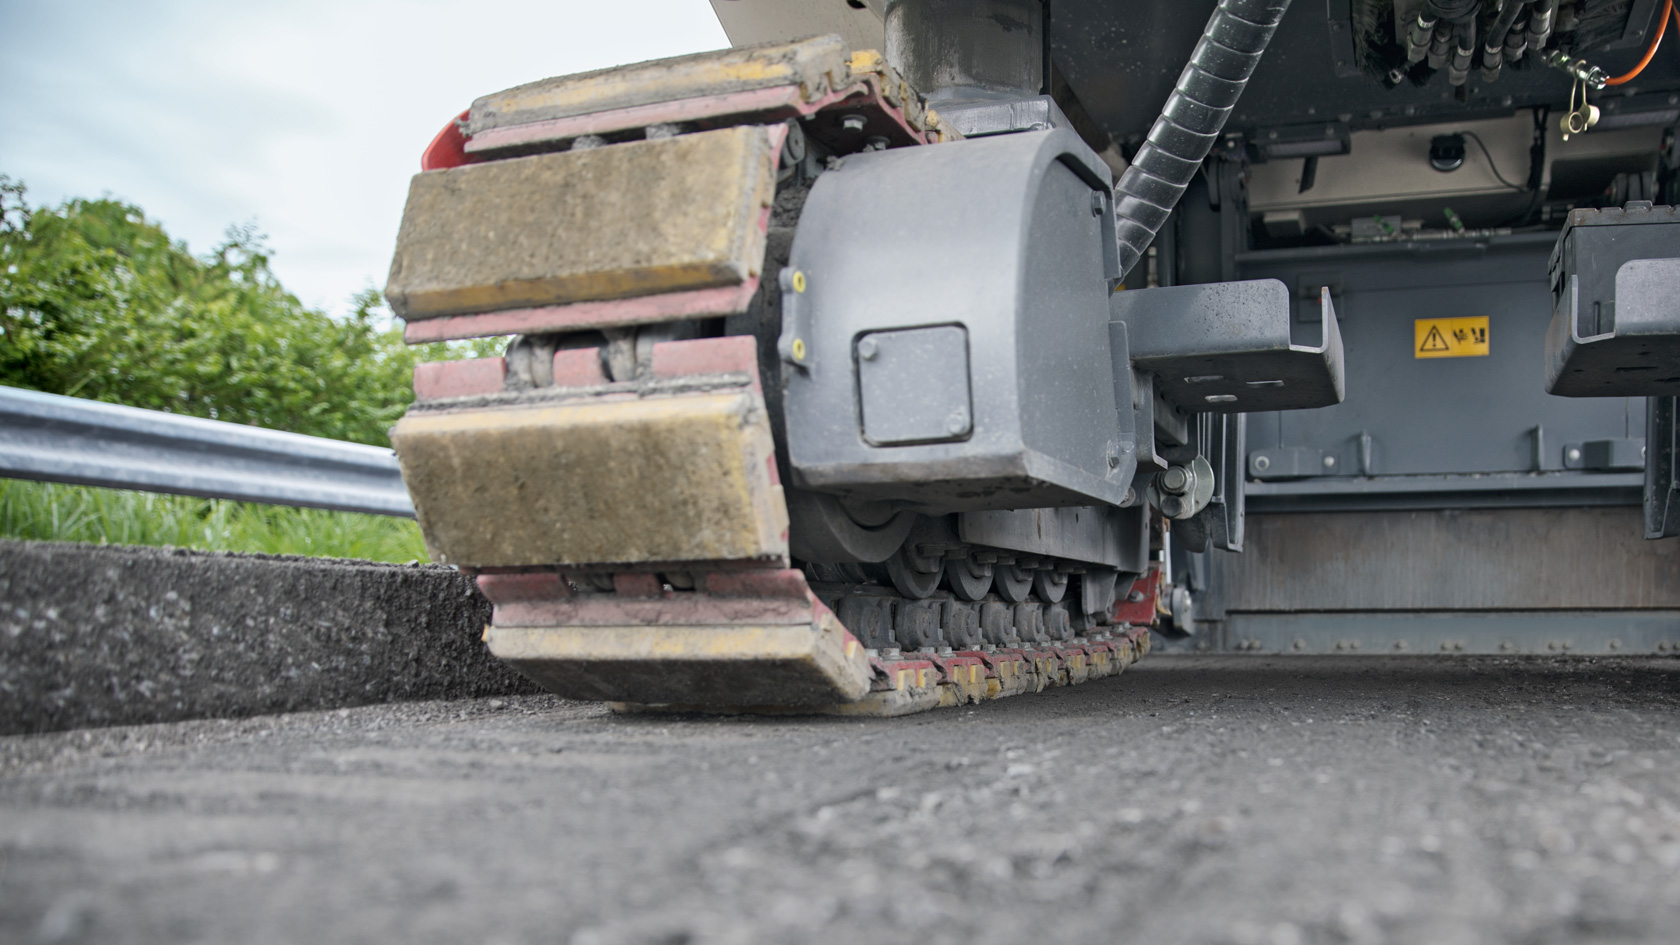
1414, 316, 1490, 359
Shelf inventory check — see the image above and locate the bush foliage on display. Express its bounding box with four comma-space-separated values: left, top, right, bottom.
0, 176, 497, 447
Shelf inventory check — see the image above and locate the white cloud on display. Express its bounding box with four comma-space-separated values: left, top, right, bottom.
0, 0, 729, 315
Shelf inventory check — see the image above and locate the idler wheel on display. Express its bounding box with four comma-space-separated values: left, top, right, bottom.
944, 557, 994, 600
995, 562, 1033, 603
1033, 569, 1069, 603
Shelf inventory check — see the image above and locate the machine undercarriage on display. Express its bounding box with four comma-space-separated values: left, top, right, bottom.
383, 0, 1680, 714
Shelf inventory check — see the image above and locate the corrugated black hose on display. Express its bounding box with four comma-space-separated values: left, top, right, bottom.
1112, 0, 1293, 281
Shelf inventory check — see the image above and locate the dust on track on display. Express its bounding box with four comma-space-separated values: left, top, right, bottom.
3, 655, 1678, 945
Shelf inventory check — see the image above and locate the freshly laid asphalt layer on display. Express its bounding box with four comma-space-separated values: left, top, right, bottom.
0, 541, 533, 735
3, 655, 1678, 945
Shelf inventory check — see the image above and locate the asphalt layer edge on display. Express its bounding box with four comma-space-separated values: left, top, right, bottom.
0, 539, 537, 735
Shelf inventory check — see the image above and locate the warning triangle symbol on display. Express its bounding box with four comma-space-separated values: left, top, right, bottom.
1419, 325, 1451, 353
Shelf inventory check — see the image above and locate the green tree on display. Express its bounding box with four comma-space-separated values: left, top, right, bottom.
0, 176, 498, 446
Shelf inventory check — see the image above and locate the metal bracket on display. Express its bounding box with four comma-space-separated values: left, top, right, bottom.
1562, 438, 1645, 471
1544, 204, 1680, 397
1248, 446, 1338, 480
1112, 279, 1346, 414
776, 266, 813, 370
1547, 259, 1680, 396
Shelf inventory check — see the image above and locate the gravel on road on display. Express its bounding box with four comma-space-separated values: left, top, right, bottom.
3, 655, 1678, 945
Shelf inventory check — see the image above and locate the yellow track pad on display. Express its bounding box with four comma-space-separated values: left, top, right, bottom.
391, 390, 786, 568
486, 618, 871, 706
387, 125, 776, 320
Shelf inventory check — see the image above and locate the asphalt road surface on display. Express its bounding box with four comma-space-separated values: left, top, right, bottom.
4, 655, 1679, 945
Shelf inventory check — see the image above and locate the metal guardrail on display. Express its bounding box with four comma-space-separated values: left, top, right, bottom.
0, 386, 415, 517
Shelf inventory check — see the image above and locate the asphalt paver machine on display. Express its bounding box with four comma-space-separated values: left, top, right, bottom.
384, 0, 1680, 715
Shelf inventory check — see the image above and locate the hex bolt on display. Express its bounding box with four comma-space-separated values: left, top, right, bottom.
856, 337, 878, 360
840, 114, 867, 134
1160, 494, 1186, 517
1159, 465, 1190, 494
945, 410, 968, 435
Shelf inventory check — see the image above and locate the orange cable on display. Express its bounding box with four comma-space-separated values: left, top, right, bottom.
1606, 0, 1672, 85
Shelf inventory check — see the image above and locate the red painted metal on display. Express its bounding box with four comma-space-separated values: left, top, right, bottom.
1112, 568, 1162, 627
648, 336, 759, 387
420, 110, 475, 171
612, 573, 664, 597
551, 348, 608, 388
413, 356, 507, 400
401, 278, 763, 344
477, 571, 569, 603
699, 568, 808, 600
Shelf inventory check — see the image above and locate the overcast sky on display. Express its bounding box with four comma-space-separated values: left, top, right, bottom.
0, 0, 729, 316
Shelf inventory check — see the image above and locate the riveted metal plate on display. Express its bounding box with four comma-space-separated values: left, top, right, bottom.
857, 325, 972, 446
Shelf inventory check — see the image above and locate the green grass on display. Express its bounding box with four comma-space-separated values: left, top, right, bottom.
0, 478, 430, 563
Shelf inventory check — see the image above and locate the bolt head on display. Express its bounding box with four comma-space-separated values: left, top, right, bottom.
1160, 495, 1185, 517
840, 114, 867, 133
945, 410, 968, 435
1160, 465, 1189, 493
856, 337, 878, 360
1254, 455, 1271, 471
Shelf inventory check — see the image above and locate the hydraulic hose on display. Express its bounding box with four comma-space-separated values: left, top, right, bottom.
1112, 0, 1292, 281
1485, 0, 1530, 50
